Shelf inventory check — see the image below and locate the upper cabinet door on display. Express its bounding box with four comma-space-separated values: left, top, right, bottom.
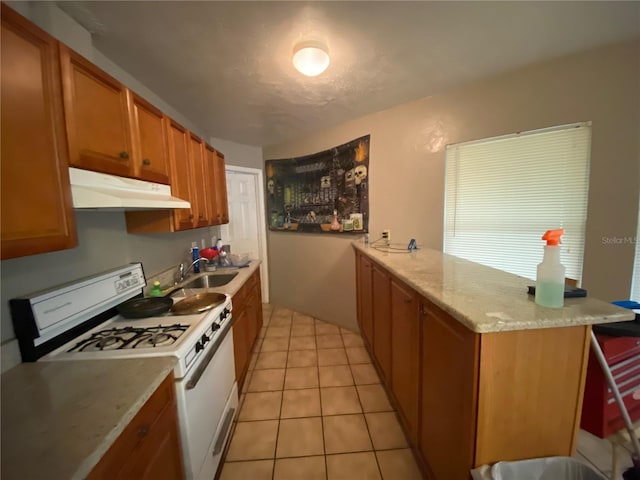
130, 93, 170, 184
1, 4, 77, 259
60, 44, 132, 177
166, 119, 194, 231
204, 144, 221, 225
214, 151, 229, 224
188, 134, 209, 227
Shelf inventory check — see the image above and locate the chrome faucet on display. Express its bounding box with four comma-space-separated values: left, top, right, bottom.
177, 257, 208, 283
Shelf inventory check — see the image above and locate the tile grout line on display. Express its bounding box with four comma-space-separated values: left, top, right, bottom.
269, 308, 293, 479
314, 318, 330, 480
223, 307, 394, 479
344, 329, 387, 480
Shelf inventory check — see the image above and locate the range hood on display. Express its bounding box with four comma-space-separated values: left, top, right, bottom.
69, 167, 191, 210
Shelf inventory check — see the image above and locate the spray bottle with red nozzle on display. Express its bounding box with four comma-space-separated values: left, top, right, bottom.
535, 229, 566, 308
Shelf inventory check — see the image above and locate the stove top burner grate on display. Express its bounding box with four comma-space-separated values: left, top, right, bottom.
67, 324, 189, 352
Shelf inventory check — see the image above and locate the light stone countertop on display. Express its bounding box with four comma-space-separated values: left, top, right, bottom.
1, 357, 176, 480
353, 242, 634, 333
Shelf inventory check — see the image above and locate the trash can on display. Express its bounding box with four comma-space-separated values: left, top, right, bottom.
470, 456, 606, 480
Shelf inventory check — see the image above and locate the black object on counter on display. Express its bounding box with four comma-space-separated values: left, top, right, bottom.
527, 285, 588, 298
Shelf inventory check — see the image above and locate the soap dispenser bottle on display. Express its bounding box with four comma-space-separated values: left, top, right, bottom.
150, 281, 163, 297
535, 229, 566, 308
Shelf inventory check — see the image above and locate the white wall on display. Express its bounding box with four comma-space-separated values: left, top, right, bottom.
264, 39, 640, 331
210, 138, 263, 170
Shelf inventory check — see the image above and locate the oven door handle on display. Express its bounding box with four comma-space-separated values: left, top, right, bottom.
186, 319, 232, 390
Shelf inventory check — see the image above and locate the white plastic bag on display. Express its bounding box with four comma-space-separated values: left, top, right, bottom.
470, 456, 606, 480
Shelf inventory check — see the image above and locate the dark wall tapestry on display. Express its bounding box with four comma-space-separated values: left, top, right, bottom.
266, 135, 370, 234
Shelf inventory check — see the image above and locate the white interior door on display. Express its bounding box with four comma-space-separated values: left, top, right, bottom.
221, 167, 269, 302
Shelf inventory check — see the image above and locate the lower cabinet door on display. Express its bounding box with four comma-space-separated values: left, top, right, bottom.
117, 401, 184, 480
357, 254, 374, 347
372, 265, 391, 383
420, 299, 478, 480
390, 279, 420, 445
232, 305, 250, 390
89, 374, 184, 480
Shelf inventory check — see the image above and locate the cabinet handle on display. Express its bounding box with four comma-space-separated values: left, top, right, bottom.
199, 214, 204, 220
142, 158, 151, 166
119, 151, 129, 159
137, 424, 149, 438
189, 214, 194, 220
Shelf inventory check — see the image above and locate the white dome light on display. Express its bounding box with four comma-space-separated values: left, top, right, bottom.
292, 41, 330, 77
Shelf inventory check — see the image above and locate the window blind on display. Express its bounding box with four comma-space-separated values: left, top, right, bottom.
444, 123, 591, 282
631, 198, 640, 301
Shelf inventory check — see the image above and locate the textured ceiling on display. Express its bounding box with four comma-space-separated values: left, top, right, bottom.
57, 1, 640, 147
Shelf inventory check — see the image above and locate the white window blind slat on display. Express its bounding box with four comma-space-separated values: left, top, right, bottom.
444, 123, 591, 282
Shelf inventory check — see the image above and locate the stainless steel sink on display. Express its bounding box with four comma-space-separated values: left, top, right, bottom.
180, 273, 238, 289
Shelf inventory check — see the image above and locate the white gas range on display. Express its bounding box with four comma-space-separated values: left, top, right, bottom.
10, 263, 238, 480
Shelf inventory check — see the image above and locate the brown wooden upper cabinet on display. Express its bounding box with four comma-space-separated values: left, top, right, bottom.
125, 119, 230, 233
129, 93, 171, 184
167, 119, 195, 231
60, 44, 134, 178
188, 133, 210, 228
1, 4, 77, 259
204, 144, 221, 225
213, 151, 230, 225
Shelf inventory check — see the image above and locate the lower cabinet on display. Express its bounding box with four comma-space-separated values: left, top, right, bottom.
232, 268, 263, 391
372, 264, 392, 383
390, 278, 420, 446
355, 252, 374, 348
88, 373, 184, 480
355, 249, 591, 479
420, 299, 478, 480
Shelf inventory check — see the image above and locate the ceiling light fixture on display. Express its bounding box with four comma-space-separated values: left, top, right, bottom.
292, 40, 330, 77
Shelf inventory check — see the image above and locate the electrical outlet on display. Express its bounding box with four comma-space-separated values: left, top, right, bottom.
382, 229, 391, 245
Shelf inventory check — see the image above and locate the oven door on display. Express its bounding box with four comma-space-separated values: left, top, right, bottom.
175, 326, 237, 480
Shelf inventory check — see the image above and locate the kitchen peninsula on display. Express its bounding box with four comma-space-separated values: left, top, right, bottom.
353, 242, 634, 479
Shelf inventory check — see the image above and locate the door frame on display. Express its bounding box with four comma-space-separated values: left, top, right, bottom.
224, 165, 269, 303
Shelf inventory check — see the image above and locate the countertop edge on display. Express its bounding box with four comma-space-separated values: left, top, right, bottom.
353, 242, 635, 334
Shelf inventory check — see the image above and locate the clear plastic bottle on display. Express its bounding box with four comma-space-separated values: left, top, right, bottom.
535, 229, 566, 308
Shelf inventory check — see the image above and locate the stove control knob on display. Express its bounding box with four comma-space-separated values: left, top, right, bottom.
201, 333, 210, 345
195, 341, 203, 353
212, 323, 220, 332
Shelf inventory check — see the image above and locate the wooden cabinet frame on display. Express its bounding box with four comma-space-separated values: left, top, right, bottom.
1, 4, 77, 259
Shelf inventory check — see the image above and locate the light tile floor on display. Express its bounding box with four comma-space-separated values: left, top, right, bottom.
221, 304, 632, 480
220, 304, 423, 480
575, 428, 634, 479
